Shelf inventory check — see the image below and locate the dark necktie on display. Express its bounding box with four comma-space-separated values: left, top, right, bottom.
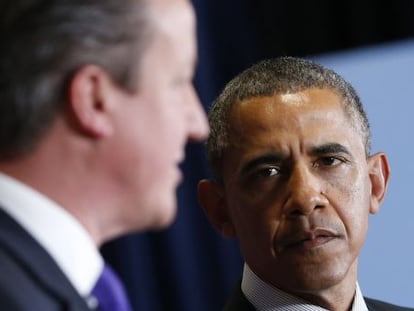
90, 263, 133, 311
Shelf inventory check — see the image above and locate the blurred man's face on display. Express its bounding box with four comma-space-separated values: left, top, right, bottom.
109, 0, 208, 231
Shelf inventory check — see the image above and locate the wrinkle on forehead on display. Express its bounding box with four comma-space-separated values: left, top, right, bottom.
229, 90, 363, 152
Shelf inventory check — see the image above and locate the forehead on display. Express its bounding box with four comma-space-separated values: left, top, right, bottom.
146, 0, 196, 64
148, 0, 195, 42
135, 0, 196, 88
226, 88, 363, 152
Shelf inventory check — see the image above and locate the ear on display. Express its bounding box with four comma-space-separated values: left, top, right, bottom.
367, 152, 390, 214
67, 65, 115, 138
197, 179, 236, 238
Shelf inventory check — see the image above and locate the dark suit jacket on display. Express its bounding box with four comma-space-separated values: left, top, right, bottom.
224, 282, 414, 311
0, 209, 92, 310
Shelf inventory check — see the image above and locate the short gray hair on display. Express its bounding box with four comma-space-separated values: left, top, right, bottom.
206, 56, 371, 180
0, 0, 151, 158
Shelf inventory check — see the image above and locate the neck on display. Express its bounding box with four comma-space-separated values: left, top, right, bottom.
287, 263, 359, 311
0, 124, 127, 247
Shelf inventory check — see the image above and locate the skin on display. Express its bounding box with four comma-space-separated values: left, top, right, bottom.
198, 88, 389, 310
0, 0, 208, 246
99, 0, 209, 233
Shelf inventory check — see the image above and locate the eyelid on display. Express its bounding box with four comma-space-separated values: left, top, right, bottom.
242, 154, 284, 176
245, 164, 282, 180
314, 155, 348, 167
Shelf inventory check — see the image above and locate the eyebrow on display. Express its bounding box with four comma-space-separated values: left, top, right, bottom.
310, 143, 352, 156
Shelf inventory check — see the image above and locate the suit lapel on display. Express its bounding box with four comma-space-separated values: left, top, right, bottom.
0, 209, 91, 311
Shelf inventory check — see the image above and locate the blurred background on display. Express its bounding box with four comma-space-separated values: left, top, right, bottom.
102, 1, 414, 310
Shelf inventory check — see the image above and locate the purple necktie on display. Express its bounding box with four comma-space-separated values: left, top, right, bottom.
91, 264, 133, 311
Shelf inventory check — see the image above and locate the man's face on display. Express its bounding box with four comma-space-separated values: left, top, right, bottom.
218, 89, 382, 294
109, 0, 208, 231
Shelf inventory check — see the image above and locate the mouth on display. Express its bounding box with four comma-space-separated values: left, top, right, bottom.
282, 228, 340, 251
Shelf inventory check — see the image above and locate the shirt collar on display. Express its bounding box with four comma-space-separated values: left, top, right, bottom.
241, 264, 368, 311
0, 172, 103, 296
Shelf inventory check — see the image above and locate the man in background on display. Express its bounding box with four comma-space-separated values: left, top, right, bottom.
0, 0, 208, 310
198, 56, 412, 310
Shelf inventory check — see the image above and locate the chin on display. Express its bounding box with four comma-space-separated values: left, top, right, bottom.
291, 267, 348, 292
149, 198, 178, 230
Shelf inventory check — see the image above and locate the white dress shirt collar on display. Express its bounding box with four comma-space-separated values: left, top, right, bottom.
242, 264, 368, 311
0, 172, 103, 297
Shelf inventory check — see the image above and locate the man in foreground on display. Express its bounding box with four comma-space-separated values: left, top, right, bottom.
0, 0, 208, 310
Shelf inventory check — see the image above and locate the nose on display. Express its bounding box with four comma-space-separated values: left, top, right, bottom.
283, 164, 329, 218
186, 86, 209, 141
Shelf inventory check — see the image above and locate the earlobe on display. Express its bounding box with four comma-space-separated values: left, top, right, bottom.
368, 152, 390, 214
68, 65, 114, 138
197, 179, 236, 238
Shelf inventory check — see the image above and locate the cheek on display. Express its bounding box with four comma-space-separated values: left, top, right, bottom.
325, 163, 369, 206
133, 94, 186, 153
328, 171, 371, 244
235, 212, 280, 265
227, 189, 282, 259
112, 115, 174, 188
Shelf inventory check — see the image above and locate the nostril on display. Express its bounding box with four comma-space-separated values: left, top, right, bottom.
284, 199, 325, 218
286, 205, 310, 218
289, 209, 303, 217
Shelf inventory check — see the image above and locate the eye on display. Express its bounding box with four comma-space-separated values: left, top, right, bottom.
316, 156, 344, 167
